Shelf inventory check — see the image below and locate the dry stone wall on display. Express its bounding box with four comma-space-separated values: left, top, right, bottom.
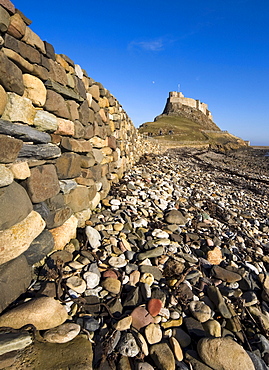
0, 0, 163, 313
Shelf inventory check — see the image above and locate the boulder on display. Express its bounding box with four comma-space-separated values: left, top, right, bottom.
49, 215, 78, 250
0, 297, 68, 330
0, 210, 46, 264
23, 230, 55, 266
197, 337, 255, 370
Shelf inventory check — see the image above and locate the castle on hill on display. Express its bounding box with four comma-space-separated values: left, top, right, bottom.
168, 91, 213, 121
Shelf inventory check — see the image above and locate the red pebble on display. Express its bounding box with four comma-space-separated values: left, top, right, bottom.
103, 269, 118, 279
147, 298, 162, 317
131, 306, 154, 330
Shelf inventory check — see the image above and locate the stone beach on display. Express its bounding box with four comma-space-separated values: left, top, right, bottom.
1, 148, 269, 369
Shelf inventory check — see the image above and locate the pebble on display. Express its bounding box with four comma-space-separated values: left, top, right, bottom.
43, 323, 81, 343
102, 278, 121, 295
189, 300, 212, 323
147, 298, 163, 317
149, 342, 176, 370
66, 276, 86, 294
83, 271, 100, 289
131, 306, 154, 330
117, 332, 140, 357
144, 323, 162, 344
114, 316, 132, 331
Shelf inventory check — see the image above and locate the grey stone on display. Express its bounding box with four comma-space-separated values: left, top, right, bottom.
0, 181, 32, 231
117, 332, 140, 357
44, 41, 56, 60
33, 110, 58, 132
23, 230, 55, 265
0, 119, 51, 144
184, 317, 208, 340
139, 265, 163, 280
165, 209, 187, 225
45, 79, 83, 102
137, 246, 164, 260
0, 332, 32, 356
18, 144, 61, 159
0, 50, 24, 95
247, 351, 268, 370
0, 254, 31, 313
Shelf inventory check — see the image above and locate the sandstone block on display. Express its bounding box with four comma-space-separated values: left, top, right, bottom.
7, 13, 26, 39
0, 210, 46, 264
22, 26, 45, 53
74, 64, 83, 79
0, 254, 31, 314
23, 74, 46, 107
0, 165, 13, 187
78, 100, 89, 125
0, 297, 68, 330
49, 215, 78, 250
99, 108, 107, 122
56, 54, 70, 71
55, 152, 81, 179
44, 89, 70, 119
74, 120, 85, 138
0, 5, 10, 32
23, 229, 54, 265
91, 98, 100, 112
23, 164, 60, 203
44, 41, 55, 60
108, 136, 117, 150
55, 118, 75, 136
0, 84, 7, 115
80, 154, 95, 168
33, 64, 49, 81
33, 110, 58, 132
0, 0, 15, 14
9, 161, 30, 180
88, 84, 100, 101
0, 134, 23, 163
90, 136, 108, 148
66, 100, 79, 120
2, 47, 34, 74
0, 50, 24, 95
2, 92, 36, 124
61, 137, 92, 152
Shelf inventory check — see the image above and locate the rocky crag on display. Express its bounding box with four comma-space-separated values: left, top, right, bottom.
0, 1, 164, 316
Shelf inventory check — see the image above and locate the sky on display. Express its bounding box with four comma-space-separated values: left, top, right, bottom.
14, 0, 269, 146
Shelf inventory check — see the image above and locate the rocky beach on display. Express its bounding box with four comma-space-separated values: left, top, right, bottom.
1, 147, 269, 370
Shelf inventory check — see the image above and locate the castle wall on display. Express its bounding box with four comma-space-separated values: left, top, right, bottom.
168, 91, 212, 119
0, 0, 165, 313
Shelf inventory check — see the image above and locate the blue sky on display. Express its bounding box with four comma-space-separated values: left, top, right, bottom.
14, 0, 269, 145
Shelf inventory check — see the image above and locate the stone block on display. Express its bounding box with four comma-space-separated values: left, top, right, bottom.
108, 135, 117, 150
49, 215, 78, 250
64, 185, 90, 212
45, 193, 66, 211
84, 124, 94, 139
88, 84, 100, 101
33, 110, 58, 132
0, 84, 7, 115
74, 120, 85, 138
0, 164, 13, 187
91, 99, 100, 113
74, 208, 92, 228
23, 74, 46, 107
0, 50, 24, 95
0, 5, 10, 32
55, 118, 75, 136
4, 33, 19, 52
48, 59, 68, 86
66, 100, 79, 120
92, 149, 104, 164
0, 119, 51, 143
99, 108, 107, 122
7, 13, 26, 39
44, 41, 56, 60
90, 136, 108, 148
24, 230, 54, 265
44, 206, 73, 229
0, 0, 15, 14
56, 54, 69, 71
74, 76, 86, 99
32, 64, 49, 81
78, 100, 90, 125
2, 47, 34, 74
19, 143, 61, 160
22, 26, 45, 53
45, 79, 83, 102
75, 64, 83, 79
59, 53, 74, 67
19, 40, 41, 64
15, 9, 31, 26
80, 154, 95, 168
44, 89, 70, 119
55, 152, 81, 179
61, 137, 92, 152
0, 210, 46, 264
2, 92, 36, 124
0, 181, 32, 230
0, 254, 31, 314
23, 164, 60, 203
40, 54, 50, 70
89, 192, 100, 210
0, 134, 23, 163
9, 161, 30, 179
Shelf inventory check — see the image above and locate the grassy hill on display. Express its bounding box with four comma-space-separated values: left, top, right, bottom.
138, 115, 247, 150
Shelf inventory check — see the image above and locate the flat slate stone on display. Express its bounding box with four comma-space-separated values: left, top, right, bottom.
24, 230, 55, 265
45, 79, 83, 102
18, 144, 61, 160
0, 119, 51, 143
0, 181, 32, 231
0, 254, 31, 313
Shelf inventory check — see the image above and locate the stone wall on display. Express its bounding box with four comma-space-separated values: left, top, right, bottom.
0, 0, 164, 313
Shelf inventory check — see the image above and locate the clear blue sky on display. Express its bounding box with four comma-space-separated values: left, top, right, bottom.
14, 0, 269, 145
